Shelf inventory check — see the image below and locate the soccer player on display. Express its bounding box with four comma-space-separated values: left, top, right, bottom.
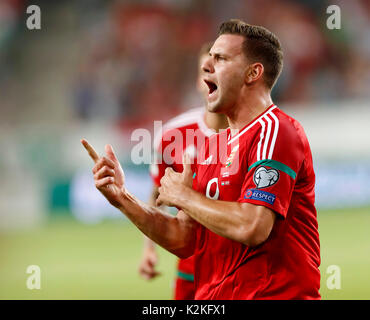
138, 42, 228, 299
82, 19, 321, 299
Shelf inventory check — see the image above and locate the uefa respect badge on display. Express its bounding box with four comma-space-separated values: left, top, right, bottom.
244, 188, 276, 205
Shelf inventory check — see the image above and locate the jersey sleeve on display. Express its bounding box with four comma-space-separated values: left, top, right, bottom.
237, 117, 304, 218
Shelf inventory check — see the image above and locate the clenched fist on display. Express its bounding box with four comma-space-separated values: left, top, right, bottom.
156, 153, 193, 208
81, 139, 126, 209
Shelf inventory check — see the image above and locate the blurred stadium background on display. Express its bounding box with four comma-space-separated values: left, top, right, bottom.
0, 0, 369, 299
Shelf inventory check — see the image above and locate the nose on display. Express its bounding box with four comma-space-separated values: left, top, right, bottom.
202, 55, 214, 74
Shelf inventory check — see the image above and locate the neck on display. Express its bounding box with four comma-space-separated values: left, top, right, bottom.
227, 86, 273, 132
204, 108, 229, 132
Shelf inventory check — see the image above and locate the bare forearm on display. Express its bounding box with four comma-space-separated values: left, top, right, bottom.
143, 186, 160, 250
177, 189, 244, 242
119, 191, 196, 257
143, 235, 156, 250
174, 187, 273, 246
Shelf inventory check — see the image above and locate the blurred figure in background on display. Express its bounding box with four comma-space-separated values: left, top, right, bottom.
70, 0, 370, 129
138, 42, 228, 299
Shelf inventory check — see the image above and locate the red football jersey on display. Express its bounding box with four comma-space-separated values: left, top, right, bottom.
193, 104, 321, 300
150, 107, 215, 280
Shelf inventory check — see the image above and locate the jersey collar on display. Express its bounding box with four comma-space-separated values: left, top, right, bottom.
227, 104, 277, 145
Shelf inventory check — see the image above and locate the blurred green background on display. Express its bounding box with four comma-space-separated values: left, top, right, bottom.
1, 207, 370, 300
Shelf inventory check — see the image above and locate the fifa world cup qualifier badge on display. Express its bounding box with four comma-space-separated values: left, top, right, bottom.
253, 166, 279, 189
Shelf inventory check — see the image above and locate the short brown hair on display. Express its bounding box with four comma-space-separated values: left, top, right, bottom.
219, 19, 283, 89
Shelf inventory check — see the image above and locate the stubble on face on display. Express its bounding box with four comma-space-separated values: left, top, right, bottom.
204, 34, 248, 115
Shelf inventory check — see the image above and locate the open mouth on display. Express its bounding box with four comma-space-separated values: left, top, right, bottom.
204, 80, 218, 95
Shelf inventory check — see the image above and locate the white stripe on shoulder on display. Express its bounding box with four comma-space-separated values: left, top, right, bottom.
153, 107, 204, 149
164, 107, 204, 130
267, 110, 279, 159
228, 105, 277, 145
262, 114, 272, 160
256, 119, 265, 161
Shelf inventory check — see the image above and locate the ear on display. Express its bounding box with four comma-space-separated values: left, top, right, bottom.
245, 63, 264, 85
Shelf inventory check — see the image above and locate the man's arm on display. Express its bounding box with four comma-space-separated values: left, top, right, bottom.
138, 185, 160, 280
144, 186, 160, 251
119, 191, 197, 257
81, 139, 197, 258
163, 186, 275, 247
157, 160, 276, 247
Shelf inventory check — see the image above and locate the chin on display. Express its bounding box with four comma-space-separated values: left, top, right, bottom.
207, 105, 219, 113
207, 100, 224, 114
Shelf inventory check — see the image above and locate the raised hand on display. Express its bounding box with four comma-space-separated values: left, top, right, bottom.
81, 139, 126, 209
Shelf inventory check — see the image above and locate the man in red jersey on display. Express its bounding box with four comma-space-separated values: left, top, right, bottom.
138, 43, 228, 299
82, 19, 320, 299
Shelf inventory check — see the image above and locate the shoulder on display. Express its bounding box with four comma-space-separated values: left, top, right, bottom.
273, 107, 308, 152
229, 105, 307, 163
153, 107, 204, 149
258, 107, 308, 174
249, 106, 307, 151
241, 106, 310, 181
164, 107, 204, 130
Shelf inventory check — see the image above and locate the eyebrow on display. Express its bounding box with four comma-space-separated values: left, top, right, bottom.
209, 52, 229, 59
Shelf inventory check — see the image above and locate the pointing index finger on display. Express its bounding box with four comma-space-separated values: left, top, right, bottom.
81, 139, 100, 163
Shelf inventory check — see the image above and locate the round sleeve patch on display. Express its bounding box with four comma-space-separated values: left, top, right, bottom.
253, 166, 279, 189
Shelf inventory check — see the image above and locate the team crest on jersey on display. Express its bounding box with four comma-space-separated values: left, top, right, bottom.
225, 145, 239, 168
253, 166, 279, 189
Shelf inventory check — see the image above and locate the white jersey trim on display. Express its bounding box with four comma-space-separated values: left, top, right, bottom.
227, 105, 277, 146
256, 119, 265, 162
268, 111, 279, 159
153, 107, 214, 150
256, 112, 280, 161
